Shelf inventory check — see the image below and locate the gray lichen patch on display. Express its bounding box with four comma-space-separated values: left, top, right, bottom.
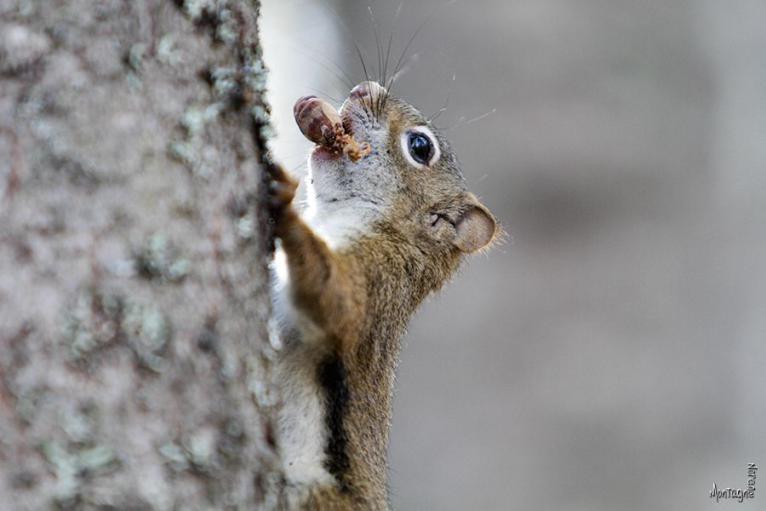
236, 215, 255, 240
63, 290, 123, 362
156, 35, 181, 67
179, 0, 238, 46
158, 441, 189, 472
167, 140, 197, 168
63, 288, 172, 373
214, 6, 238, 46
157, 427, 219, 476
180, 103, 223, 138
210, 66, 237, 98
134, 233, 191, 283
60, 404, 97, 445
40, 441, 119, 506
168, 103, 224, 178
216, 416, 246, 466
244, 59, 269, 97
122, 301, 171, 373
185, 427, 219, 474
126, 43, 147, 74
153, 416, 250, 489
181, 0, 217, 21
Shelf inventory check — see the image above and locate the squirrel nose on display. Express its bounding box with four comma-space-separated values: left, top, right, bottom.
349, 81, 387, 103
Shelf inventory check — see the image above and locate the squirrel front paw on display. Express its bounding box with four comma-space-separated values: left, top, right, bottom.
267, 163, 299, 232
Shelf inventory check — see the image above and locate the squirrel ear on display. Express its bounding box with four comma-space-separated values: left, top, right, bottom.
453, 199, 497, 253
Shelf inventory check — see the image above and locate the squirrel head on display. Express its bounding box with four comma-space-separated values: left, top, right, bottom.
299, 81, 498, 256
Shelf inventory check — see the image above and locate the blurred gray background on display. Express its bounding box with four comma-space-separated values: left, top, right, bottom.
262, 1, 766, 509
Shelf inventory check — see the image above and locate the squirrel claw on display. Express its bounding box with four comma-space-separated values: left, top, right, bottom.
267, 164, 298, 221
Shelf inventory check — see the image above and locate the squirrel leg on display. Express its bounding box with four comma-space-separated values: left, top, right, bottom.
268, 164, 362, 350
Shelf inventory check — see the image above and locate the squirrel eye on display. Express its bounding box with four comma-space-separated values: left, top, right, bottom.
407, 132, 434, 165
400, 126, 441, 168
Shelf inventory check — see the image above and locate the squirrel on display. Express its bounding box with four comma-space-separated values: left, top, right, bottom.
269, 81, 498, 510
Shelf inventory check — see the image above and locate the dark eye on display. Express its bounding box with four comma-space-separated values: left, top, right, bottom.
408, 132, 434, 165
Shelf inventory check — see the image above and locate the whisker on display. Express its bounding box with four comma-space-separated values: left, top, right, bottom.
446, 108, 497, 131
382, 32, 394, 86
464, 108, 497, 125
386, 0, 458, 110
386, 52, 418, 97
353, 41, 374, 117
387, 27, 423, 100
295, 0, 377, 93
368, 6, 383, 80
428, 73, 456, 123
276, 36, 356, 90
429, 103, 449, 124
367, 4, 386, 118
379, 32, 394, 116
305, 87, 343, 105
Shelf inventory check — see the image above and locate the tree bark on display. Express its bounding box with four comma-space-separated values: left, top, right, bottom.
0, 1, 284, 508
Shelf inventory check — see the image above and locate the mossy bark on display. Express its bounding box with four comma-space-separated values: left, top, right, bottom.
0, 1, 284, 508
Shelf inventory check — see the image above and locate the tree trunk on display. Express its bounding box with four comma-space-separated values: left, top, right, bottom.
0, 1, 284, 508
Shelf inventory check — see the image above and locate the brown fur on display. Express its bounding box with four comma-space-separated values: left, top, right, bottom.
269, 81, 498, 510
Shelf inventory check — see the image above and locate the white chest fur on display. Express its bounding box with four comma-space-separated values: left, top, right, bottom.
273, 343, 334, 487
271, 249, 333, 487
303, 197, 378, 250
